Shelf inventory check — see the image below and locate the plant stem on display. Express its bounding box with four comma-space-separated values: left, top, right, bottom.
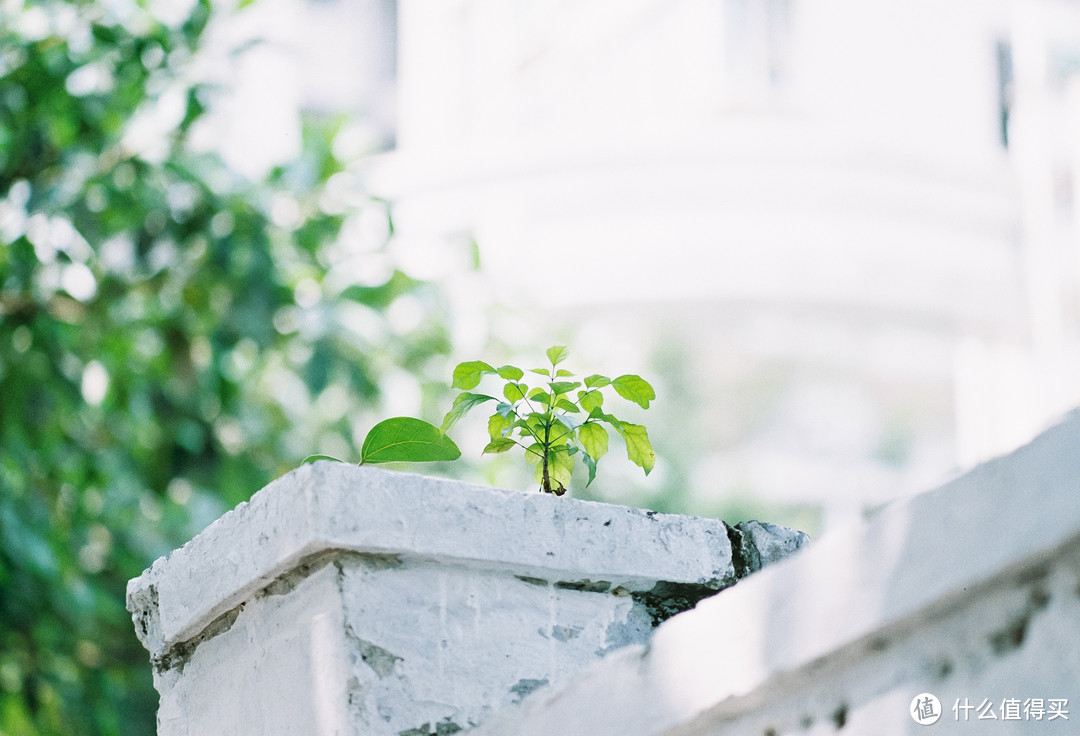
541, 414, 552, 492
541, 355, 558, 493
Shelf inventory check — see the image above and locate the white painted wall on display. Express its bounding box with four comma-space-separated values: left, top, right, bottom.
127, 464, 808, 734
130, 411, 1080, 734
469, 409, 1080, 735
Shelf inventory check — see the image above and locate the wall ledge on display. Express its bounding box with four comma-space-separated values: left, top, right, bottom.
127, 463, 801, 662
467, 409, 1080, 735
127, 463, 810, 734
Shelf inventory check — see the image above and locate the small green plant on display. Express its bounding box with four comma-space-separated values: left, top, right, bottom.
441, 346, 656, 495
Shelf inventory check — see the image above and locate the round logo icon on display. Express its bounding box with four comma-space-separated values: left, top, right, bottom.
911, 693, 942, 725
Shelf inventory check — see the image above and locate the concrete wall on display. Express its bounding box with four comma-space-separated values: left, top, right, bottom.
127, 464, 807, 735
470, 410, 1080, 735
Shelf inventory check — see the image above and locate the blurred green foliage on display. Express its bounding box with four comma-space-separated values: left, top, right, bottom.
0, 1, 450, 733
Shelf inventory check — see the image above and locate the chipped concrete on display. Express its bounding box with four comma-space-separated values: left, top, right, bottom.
467, 410, 1080, 736
127, 464, 749, 661
726, 520, 810, 579
510, 678, 550, 703
352, 636, 402, 679
127, 464, 808, 734
151, 561, 352, 735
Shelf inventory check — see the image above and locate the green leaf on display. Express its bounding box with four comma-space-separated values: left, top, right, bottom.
584, 374, 611, 388
612, 374, 655, 409
482, 437, 517, 454
441, 392, 497, 432
520, 411, 545, 424
452, 360, 496, 390
594, 410, 623, 430
530, 367, 551, 377
523, 442, 545, 465
503, 382, 529, 402
527, 388, 551, 405
301, 454, 343, 465
552, 449, 575, 487
552, 412, 581, 433
618, 422, 655, 475
339, 271, 420, 310
555, 398, 580, 413
361, 417, 461, 464
487, 412, 514, 440
546, 345, 569, 366
582, 452, 598, 486
578, 422, 609, 461
520, 413, 548, 436
578, 390, 603, 412
549, 381, 581, 395
555, 368, 574, 377
496, 364, 524, 380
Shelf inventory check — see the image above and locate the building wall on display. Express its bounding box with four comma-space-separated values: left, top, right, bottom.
374, 0, 1029, 526
215, 0, 1080, 528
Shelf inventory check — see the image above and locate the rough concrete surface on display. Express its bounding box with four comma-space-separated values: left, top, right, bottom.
127, 464, 810, 735
128, 464, 745, 658
466, 410, 1080, 736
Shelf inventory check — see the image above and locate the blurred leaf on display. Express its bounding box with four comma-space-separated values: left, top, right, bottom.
301, 455, 343, 465
339, 271, 420, 310
0, 3, 453, 733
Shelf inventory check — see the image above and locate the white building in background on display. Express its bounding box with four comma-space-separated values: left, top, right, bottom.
223, 0, 1080, 528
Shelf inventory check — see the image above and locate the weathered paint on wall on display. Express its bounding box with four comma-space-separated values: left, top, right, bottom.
470, 410, 1080, 735
127, 464, 808, 734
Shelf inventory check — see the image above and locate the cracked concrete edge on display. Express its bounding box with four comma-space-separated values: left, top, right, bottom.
143, 550, 346, 675
724, 521, 810, 580
465, 410, 1080, 736
128, 464, 805, 658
